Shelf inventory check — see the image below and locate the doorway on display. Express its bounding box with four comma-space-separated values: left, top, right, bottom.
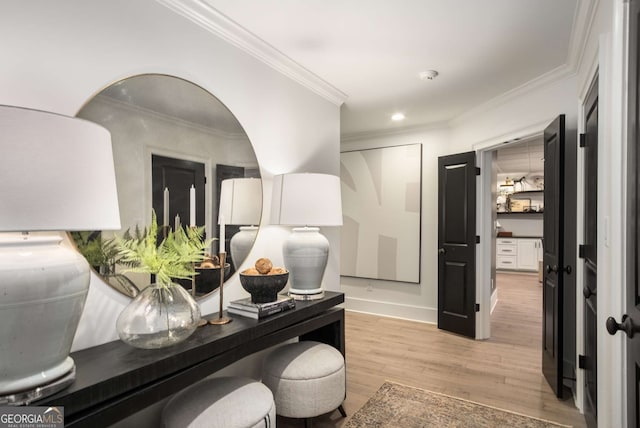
490, 138, 546, 366
477, 136, 545, 339
476, 121, 578, 399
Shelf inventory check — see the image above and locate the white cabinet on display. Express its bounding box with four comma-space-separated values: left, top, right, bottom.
496, 237, 542, 271
516, 239, 538, 270
496, 238, 517, 269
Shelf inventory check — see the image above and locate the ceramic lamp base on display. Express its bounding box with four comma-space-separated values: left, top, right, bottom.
283, 227, 329, 293
0, 232, 89, 399
0, 362, 75, 406
288, 290, 325, 301
288, 286, 323, 295
230, 226, 258, 271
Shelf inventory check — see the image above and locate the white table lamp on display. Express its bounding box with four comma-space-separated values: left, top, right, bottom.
270, 173, 342, 299
218, 178, 262, 270
0, 105, 120, 404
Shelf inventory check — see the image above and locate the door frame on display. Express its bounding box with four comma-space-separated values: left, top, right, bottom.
475, 124, 576, 395
594, 4, 628, 427
474, 123, 548, 340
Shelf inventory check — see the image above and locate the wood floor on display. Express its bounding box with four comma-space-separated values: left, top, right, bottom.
278, 272, 586, 427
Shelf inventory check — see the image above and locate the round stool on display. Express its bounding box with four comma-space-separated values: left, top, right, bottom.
162, 376, 275, 428
262, 341, 346, 427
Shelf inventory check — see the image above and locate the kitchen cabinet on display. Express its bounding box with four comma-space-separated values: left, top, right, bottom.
497, 237, 542, 272
516, 239, 538, 270
496, 238, 517, 270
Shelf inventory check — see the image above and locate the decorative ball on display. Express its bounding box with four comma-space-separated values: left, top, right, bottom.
255, 258, 273, 274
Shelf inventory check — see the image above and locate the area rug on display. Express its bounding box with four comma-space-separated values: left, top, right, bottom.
345, 381, 571, 428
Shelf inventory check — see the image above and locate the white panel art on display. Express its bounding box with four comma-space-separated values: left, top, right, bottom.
340, 144, 422, 283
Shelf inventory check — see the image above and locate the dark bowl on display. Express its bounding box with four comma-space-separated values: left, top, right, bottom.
175, 263, 231, 296
239, 271, 289, 303
195, 263, 231, 295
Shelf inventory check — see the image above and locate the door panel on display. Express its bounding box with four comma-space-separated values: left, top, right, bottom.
620, 2, 640, 426
542, 115, 565, 398
582, 75, 598, 428
438, 151, 476, 338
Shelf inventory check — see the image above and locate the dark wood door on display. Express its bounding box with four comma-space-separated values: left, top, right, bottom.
152, 154, 206, 230
582, 75, 598, 428
437, 151, 477, 338
542, 115, 566, 398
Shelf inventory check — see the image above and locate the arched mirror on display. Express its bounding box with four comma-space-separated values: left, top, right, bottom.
72, 74, 262, 299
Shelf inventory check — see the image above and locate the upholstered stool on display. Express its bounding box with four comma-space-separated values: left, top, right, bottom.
262, 341, 346, 427
161, 376, 275, 428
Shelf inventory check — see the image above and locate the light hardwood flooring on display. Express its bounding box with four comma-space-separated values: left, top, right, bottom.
278, 272, 586, 427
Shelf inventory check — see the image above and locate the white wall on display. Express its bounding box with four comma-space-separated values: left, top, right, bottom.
496, 217, 543, 237
341, 127, 450, 322
0, 0, 341, 351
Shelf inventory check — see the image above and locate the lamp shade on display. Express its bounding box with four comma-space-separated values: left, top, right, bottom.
0, 105, 120, 231
270, 173, 342, 226
218, 178, 262, 225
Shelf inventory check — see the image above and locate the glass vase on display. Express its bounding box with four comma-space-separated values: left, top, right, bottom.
116, 283, 201, 349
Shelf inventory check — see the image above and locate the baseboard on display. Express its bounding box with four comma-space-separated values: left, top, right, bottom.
345, 296, 437, 324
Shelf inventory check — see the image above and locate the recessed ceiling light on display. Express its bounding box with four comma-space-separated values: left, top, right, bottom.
419, 70, 439, 81
391, 113, 405, 121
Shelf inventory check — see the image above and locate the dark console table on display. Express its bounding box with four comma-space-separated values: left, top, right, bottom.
37, 291, 345, 427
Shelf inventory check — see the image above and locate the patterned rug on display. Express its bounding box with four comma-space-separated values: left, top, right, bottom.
345, 381, 572, 428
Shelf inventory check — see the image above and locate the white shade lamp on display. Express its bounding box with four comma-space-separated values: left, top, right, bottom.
0, 105, 120, 404
270, 173, 342, 299
218, 178, 262, 270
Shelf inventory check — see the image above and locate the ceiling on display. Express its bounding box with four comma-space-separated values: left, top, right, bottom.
202, 0, 581, 137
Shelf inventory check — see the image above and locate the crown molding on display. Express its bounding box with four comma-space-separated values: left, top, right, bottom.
341, 120, 450, 143
94, 94, 249, 140
156, 0, 348, 106
450, 0, 597, 128
449, 64, 575, 128
566, 0, 599, 73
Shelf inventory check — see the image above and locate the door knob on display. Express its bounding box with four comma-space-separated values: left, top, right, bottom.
582, 286, 595, 299
438, 248, 446, 255
545, 264, 572, 275
606, 315, 640, 338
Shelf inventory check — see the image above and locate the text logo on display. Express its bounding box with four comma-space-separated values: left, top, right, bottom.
0, 406, 64, 428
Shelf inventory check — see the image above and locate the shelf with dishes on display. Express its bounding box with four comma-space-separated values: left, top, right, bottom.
497, 177, 544, 214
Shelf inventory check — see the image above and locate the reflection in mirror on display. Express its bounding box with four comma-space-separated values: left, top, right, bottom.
74, 74, 262, 299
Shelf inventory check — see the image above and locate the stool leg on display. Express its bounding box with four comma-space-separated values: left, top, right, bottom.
338, 404, 347, 418
304, 417, 313, 428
